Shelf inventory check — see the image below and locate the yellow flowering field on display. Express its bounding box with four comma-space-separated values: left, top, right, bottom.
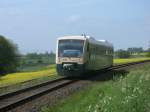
114, 57, 150, 64
0, 65, 56, 87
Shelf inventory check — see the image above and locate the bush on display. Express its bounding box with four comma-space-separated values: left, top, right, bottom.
116, 50, 131, 58
0, 35, 19, 75
147, 53, 150, 57
146, 48, 150, 57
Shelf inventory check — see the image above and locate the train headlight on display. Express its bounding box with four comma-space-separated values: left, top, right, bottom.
79, 58, 83, 64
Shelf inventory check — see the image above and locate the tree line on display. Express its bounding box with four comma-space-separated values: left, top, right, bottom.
115, 47, 150, 58
0, 35, 55, 75
20, 51, 55, 66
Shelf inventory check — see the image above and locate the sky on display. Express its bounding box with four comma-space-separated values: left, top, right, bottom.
0, 0, 150, 53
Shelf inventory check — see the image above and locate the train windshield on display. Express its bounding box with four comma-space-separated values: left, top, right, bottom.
58, 39, 84, 57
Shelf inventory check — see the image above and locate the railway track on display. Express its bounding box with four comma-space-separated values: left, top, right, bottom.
111, 60, 150, 69
0, 60, 150, 112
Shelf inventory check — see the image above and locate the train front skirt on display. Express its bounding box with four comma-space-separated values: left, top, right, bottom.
56, 64, 85, 76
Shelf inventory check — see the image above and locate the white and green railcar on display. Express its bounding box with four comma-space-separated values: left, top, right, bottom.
56, 35, 113, 76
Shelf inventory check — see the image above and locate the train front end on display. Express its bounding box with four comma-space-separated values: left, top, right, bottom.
56, 36, 86, 77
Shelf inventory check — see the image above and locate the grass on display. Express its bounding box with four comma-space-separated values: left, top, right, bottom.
0, 64, 57, 88
114, 57, 150, 64
41, 63, 150, 112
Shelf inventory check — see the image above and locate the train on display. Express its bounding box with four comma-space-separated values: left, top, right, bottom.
56, 35, 114, 77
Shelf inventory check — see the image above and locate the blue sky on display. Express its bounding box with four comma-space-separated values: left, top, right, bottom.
0, 0, 150, 53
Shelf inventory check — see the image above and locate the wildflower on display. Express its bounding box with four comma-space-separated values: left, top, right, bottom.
133, 87, 139, 93
95, 104, 99, 108
94, 110, 97, 112
94, 104, 100, 112
121, 100, 125, 104
131, 94, 137, 98
103, 99, 106, 104
103, 108, 108, 112
139, 79, 143, 83
108, 97, 112, 101
138, 89, 142, 94
121, 87, 126, 93
88, 105, 92, 112
99, 93, 103, 97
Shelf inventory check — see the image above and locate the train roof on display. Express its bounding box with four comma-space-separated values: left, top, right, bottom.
87, 37, 113, 48
58, 36, 87, 40
58, 35, 113, 48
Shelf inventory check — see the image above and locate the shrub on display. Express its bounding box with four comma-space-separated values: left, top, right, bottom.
146, 48, 150, 57
0, 35, 19, 75
116, 50, 131, 58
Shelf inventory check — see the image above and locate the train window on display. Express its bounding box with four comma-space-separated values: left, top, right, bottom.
106, 50, 108, 55
58, 39, 84, 57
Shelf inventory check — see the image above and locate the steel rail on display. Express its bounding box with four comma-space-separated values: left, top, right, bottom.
111, 60, 150, 70
0, 78, 78, 112
0, 77, 66, 100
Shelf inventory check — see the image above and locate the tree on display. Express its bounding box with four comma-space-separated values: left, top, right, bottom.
127, 47, 144, 54
0, 35, 19, 75
26, 53, 39, 59
50, 51, 55, 57
147, 41, 150, 57
116, 49, 131, 58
